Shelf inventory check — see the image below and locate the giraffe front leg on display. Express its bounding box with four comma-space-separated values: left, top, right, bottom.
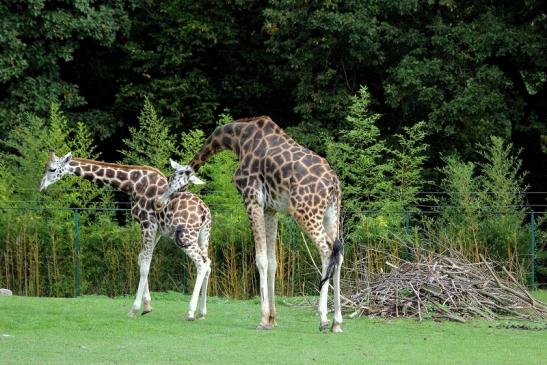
245, 201, 271, 330
255, 250, 271, 329
142, 280, 152, 315
128, 227, 157, 317
197, 227, 211, 320
128, 250, 152, 317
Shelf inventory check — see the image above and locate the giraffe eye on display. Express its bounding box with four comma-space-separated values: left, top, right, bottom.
48, 168, 56, 172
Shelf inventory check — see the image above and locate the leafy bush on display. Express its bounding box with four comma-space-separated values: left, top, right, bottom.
0, 103, 115, 296
120, 97, 178, 172
327, 86, 429, 242
0, 96, 539, 298
436, 137, 528, 271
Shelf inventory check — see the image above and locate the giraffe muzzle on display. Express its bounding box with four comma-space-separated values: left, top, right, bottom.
38, 178, 47, 192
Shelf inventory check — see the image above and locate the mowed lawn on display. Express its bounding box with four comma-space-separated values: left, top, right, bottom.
1, 292, 546, 365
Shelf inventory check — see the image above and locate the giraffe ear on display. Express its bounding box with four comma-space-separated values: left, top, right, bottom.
189, 175, 205, 185
62, 152, 72, 164
170, 158, 183, 171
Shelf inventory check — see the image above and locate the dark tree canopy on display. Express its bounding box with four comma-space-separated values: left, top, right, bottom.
0, 0, 130, 137
1, 0, 546, 190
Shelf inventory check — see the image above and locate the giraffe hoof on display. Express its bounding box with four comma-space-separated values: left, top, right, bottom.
196, 314, 206, 320
331, 323, 343, 333
141, 309, 152, 316
186, 314, 195, 321
256, 323, 273, 330
319, 321, 330, 332
268, 316, 277, 327
127, 310, 137, 318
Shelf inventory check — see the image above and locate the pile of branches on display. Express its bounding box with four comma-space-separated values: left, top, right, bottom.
343, 250, 547, 322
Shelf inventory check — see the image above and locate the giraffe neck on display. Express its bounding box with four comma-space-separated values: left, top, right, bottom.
190, 116, 284, 171
190, 123, 240, 171
68, 158, 166, 197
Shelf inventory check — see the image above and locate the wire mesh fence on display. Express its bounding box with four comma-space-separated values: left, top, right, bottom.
0, 191, 545, 298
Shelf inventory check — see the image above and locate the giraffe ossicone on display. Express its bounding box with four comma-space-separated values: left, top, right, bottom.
161, 116, 344, 333
39, 152, 213, 322
156, 160, 205, 208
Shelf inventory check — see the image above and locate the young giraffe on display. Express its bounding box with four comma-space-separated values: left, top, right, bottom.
157, 116, 343, 332
39, 152, 212, 321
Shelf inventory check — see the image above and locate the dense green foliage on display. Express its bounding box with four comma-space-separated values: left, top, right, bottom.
326, 86, 429, 244
436, 138, 529, 266
0, 94, 540, 298
120, 97, 177, 172
0, 1, 130, 139
1, 1, 544, 174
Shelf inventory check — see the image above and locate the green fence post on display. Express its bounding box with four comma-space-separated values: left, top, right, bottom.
530, 210, 536, 290
73, 208, 81, 297
404, 211, 411, 235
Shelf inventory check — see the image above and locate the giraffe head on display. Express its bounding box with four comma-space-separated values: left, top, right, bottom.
39, 151, 73, 191
155, 159, 205, 207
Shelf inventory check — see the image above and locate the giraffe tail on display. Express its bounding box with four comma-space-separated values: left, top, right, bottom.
175, 225, 191, 249
318, 237, 343, 290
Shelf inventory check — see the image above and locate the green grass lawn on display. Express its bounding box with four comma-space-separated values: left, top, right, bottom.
1, 292, 546, 365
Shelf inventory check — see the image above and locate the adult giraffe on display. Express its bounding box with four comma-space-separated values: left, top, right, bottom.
39, 152, 211, 321
157, 116, 343, 332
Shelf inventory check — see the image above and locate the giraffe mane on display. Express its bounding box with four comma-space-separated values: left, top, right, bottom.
233, 115, 272, 123
72, 158, 166, 178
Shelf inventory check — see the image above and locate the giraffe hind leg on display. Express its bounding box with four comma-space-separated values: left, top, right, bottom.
175, 227, 208, 321
129, 251, 152, 317
196, 228, 211, 319
142, 235, 161, 315
331, 254, 344, 333
185, 246, 209, 321
290, 201, 333, 332
323, 202, 343, 333
265, 210, 278, 328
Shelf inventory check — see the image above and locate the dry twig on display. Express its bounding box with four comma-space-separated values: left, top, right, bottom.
342, 245, 547, 322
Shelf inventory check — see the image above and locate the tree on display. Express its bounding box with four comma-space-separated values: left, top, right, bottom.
264, 1, 383, 129
327, 86, 429, 239
115, 0, 278, 132
120, 98, 177, 172
326, 86, 388, 213
0, 1, 130, 138
1, 102, 112, 209
264, 0, 546, 190
438, 136, 528, 262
